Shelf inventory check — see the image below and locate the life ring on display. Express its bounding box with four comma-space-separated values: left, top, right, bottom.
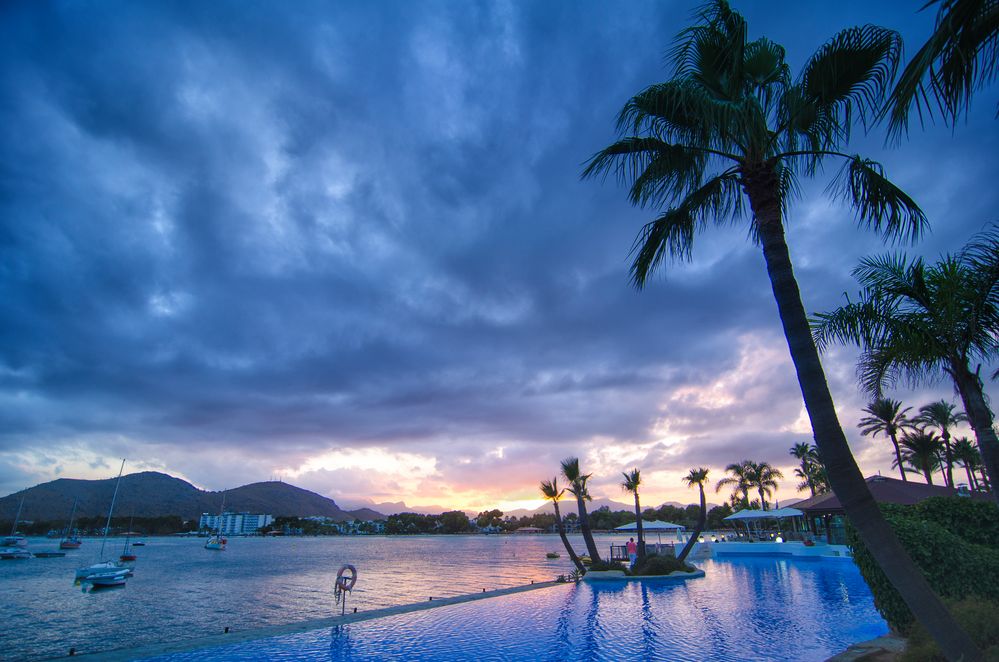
335, 564, 357, 592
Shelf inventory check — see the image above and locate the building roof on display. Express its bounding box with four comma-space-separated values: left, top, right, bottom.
794, 475, 980, 513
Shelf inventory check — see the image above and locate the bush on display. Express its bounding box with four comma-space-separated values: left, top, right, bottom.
586, 560, 626, 572
900, 598, 999, 662
631, 554, 694, 576
847, 498, 999, 633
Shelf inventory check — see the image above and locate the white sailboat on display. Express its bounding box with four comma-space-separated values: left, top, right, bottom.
75, 460, 131, 587
204, 492, 227, 551
59, 498, 82, 550
1, 496, 31, 560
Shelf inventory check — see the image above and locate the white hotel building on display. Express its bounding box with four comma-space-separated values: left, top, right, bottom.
199, 512, 274, 535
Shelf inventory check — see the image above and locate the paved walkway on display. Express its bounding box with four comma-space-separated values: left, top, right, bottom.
63, 581, 566, 661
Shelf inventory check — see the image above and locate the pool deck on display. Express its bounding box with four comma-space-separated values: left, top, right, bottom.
61, 581, 566, 661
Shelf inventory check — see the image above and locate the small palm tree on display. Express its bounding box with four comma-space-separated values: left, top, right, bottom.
677, 468, 709, 564
858, 398, 914, 482
813, 228, 999, 502
716, 461, 752, 509
540, 478, 585, 573
560, 457, 601, 563
789, 443, 820, 495
750, 461, 783, 510
896, 430, 945, 484
621, 468, 645, 559
915, 400, 968, 487
952, 437, 984, 491
884, 0, 999, 139
583, 2, 974, 651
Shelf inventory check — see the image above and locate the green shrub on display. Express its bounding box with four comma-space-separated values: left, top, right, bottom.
586, 560, 626, 572
631, 554, 694, 576
847, 498, 999, 633
900, 598, 999, 662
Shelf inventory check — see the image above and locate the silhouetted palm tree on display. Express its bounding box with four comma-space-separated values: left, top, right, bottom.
716, 461, 752, 509
540, 478, 585, 573
915, 400, 968, 487
621, 468, 645, 559
952, 437, 985, 491
747, 461, 783, 510
813, 228, 999, 502
583, 2, 974, 653
560, 457, 601, 563
858, 398, 913, 482
790, 443, 820, 495
884, 0, 999, 139
677, 468, 709, 564
896, 430, 945, 484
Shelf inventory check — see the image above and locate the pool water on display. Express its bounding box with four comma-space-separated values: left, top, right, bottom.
149, 557, 887, 661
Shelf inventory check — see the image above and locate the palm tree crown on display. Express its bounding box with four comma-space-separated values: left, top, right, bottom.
896, 430, 945, 485
716, 461, 753, 508
858, 397, 913, 482
621, 468, 646, 559
915, 400, 968, 487
560, 457, 602, 563
812, 228, 999, 499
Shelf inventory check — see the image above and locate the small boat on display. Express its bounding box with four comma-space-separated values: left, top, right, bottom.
546, 552, 561, 559
75, 460, 132, 587
34, 551, 67, 558
60, 499, 83, 550
131, 541, 145, 547
0, 548, 32, 560
119, 518, 137, 561
1, 497, 30, 559
205, 492, 227, 551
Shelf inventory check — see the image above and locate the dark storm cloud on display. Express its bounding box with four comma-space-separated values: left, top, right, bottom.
1, 0, 997, 498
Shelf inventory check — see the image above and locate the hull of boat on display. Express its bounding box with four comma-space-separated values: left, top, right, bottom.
204, 536, 227, 550
60, 540, 82, 550
1, 548, 32, 560
75, 561, 133, 579
119, 554, 137, 561
34, 552, 67, 558
1, 536, 28, 548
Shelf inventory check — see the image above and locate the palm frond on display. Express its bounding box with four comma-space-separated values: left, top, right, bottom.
833, 157, 927, 243
800, 25, 902, 132
629, 172, 743, 287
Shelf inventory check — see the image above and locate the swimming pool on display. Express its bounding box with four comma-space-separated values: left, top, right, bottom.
147, 557, 887, 661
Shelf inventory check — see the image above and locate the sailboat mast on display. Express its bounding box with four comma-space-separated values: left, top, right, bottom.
65, 498, 78, 540
10, 496, 24, 536
100, 459, 126, 559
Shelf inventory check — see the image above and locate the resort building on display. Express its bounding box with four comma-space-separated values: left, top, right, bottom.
199, 512, 274, 535
794, 474, 988, 544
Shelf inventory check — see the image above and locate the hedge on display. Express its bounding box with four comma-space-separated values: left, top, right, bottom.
847, 497, 999, 633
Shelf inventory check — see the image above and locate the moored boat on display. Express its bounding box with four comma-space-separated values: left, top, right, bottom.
60, 499, 83, 550
75, 460, 133, 587
205, 492, 227, 551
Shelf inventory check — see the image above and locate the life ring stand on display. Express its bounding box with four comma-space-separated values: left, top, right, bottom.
336, 564, 357, 592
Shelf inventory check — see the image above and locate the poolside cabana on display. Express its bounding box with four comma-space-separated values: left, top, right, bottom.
723, 508, 804, 540
611, 520, 685, 559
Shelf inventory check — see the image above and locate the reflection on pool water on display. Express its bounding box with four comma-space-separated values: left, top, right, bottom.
150, 557, 887, 661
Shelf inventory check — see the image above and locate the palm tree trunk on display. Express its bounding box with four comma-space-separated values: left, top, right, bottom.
888, 431, 907, 481
923, 465, 933, 485
677, 483, 706, 564
553, 501, 585, 573
965, 464, 978, 491
746, 171, 979, 660
574, 494, 602, 563
758, 487, 767, 511
951, 360, 999, 504
941, 432, 954, 487
633, 493, 646, 559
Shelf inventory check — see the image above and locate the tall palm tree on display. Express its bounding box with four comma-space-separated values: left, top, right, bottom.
896, 430, 945, 484
621, 468, 646, 559
540, 478, 585, 573
884, 0, 999, 139
952, 437, 984, 491
677, 468, 709, 564
813, 229, 999, 503
858, 398, 913, 482
583, 2, 975, 654
789, 443, 820, 495
747, 461, 783, 511
915, 400, 968, 487
715, 461, 752, 509
560, 457, 602, 563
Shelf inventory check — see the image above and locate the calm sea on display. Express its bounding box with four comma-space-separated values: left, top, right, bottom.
3, 533, 595, 660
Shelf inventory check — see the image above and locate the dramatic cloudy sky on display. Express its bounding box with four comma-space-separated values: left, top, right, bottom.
2, 1, 997, 512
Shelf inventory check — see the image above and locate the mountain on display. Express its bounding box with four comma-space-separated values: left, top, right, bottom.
503, 498, 720, 519
344, 500, 460, 516
0, 472, 385, 523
